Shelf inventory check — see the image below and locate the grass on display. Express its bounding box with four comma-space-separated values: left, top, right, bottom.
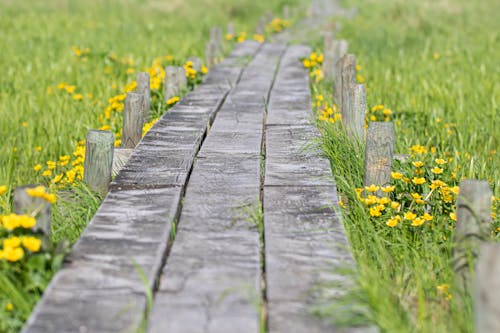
0, 0, 301, 331
305, 0, 499, 331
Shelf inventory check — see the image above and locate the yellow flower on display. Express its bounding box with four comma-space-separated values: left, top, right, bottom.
411, 193, 422, 200
65, 85, 76, 94
22, 237, 42, 252
166, 96, 180, 105
4, 237, 21, 249
355, 64, 362, 71
433, 52, 440, 60
34, 164, 42, 171
435, 158, 447, 165
377, 197, 391, 205
253, 34, 265, 43
411, 217, 425, 227
381, 185, 395, 193
365, 184, 380, 192
431, 167, 443, 174
126, 68, 135, 74
26, 185, 46, 198
3, 246, 24, 262
450, 212, 457, 221
410, 144, 427, 154
382, 109, 392, 116
386, 216, 400, 227
404, 211, 417, 220
21, 122, 28, 128
436, 284, 449, 293
390, 201, 400, 210
34, 146, 42, 152
338, 200, 345, 208
369, 206, 383, 217
5, 303, 13, 311
364, 195, 378, 206
412, 177, 426, 185
422, 213, 433, 221
225, 33, 233, 40
0, 185, 7, 196
412, 161, 424, 168
201, 66, 208, 74
47, 161, 56, 170
391, 172, 403, 180
451, 186, 459, 195
72, 93, 84, 101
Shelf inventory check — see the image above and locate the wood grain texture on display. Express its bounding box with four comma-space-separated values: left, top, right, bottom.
341, 54, 356, 129
121, 92, 145, 148
83, 130, 114, 195
322, 32, 335, 80
136, 72, 151, 123
164, 65, 178, 100
474, 243, 500, 333
333, 41, 348, 106
453, 180, 492, 285
363, 122, 395, 189
348, 83, 366, 140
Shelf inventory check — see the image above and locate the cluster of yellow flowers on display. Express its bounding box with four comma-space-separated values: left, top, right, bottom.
315, 95, 342, 124
266, 18, 290, 33
0, 236, 41, 262
71, 46, 91, 62
55, 82, 89, 102
302, 52, 324, 83
368, 104, 393, 122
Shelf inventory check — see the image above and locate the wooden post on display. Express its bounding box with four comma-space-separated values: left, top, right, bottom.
164, 65, 178, 101
333, 41, 349, 107
136, 72, 150, 123
322, 32, 335, 81
227, 22, 235, 36
453, 180, 492, 287
363, 122, 395, 191
121, 92, 145, 148
341, 54, 356, 129
205, 41, 217, 69
210, 26, 222, 58
283, 5, 290, 20
188, 56, 202, 72
348, 83, 366, 141
13, 185, 51, 237
474, 243, 500, 333
255, 16, 266, 35
83, 130, 114, 195
176, 66, 187, 92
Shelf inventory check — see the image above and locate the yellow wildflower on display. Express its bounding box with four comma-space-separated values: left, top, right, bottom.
412, 161, 424, 168
381, 185, 395, 193
386, 215, 401, 227
435, 158, 447, 165
201, 66, 208, 74
4, 237, 21, 248
422, 213, 433, 221
34, 164, 42, 171
404, 211, 417, 220
0, 185, 7, 196
22, 237, 42, 252
5, 303, 13, 311
411, 193, 422, 200
411, 217, 425, 227
450, 212, 457, 221
365, 184, 380, 192
390, 201, 400, 210
391, 172, 403, 180
369, 206, 383, 217
431, 167, 443, 174
166, 96, 180, 105
412, 177, 426, 185
377, 197, 391, 205
72, 94, 84, 101
3, 246, 24, 262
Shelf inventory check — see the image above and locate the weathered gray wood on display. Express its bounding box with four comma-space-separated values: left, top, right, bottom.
205, 41, 217, 69
136, 72, 151, 123
112, 148, 133, 177
363, 122, 395, 190
454, 180, 492, 285
227, 22, 234, 36
121, 92, 145, 149
283, 5, 290, 19
164, 65, 178, 101
13, 185, 51, 237
347, 83, 366, 140
176, 66, 187, 92
83, 130, 114, 195
322, 32, 335, 80
255, 16, 266, 35
341, 54, 356, 128
187, 56, 201, 72
333, 41, 348, 105
209, 26, 223, 59
474, 243, 500, 333
148, 43, 285, 333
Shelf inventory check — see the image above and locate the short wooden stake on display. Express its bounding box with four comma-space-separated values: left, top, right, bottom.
13, 185, 51, 237
121, 92, 145, 148
164, 65, 178, 101
334, 39, 348, 79
176, 66, 187, 92
205, 41, 217, 69
227, 22, 235, 36
474, 243, 500, 333
341, 54, 356, 128
363, 122, 395, 191
348, 83, 366, 141
453, 180, 492, 287
283, 5, 290, 19
83, 130, 114, 195
333, 41, 349, 107
255, 16, 266, 35
210, 26, 222, 57
136, 72, 150, 123
322, 32, 335, 81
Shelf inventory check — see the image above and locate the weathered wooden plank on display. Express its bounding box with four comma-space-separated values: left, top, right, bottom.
264, 185, 354, 332
265, 125, 333, 187
148, 43, 286, 333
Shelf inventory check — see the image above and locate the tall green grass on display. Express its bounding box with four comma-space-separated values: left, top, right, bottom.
308, 0, 499, 331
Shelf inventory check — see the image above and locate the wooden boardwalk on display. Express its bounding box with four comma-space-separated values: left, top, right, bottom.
23, 9, 362, 332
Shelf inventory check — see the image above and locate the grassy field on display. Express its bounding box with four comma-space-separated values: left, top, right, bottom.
0, 0, 298, 331
306, 0, 499, 331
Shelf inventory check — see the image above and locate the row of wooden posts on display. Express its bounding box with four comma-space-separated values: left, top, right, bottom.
324, 33, 496, 332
